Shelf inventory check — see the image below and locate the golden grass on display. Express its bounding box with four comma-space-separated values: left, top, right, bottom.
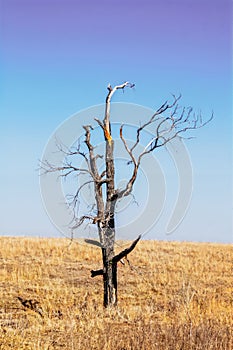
0, 237, 232, 349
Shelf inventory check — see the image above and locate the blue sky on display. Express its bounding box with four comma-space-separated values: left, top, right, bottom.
0, 0, 232, 242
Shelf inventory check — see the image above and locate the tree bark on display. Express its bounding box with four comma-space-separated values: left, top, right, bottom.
102, 137, 117, 306
95, 82, 136, 307
101, 84, 123, 307
102, 233, 118, 307
91, 233, 141, 306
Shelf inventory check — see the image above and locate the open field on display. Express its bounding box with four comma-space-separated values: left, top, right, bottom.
0, 237, 232, 349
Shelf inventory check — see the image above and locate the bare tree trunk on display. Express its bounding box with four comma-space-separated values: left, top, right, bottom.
102, 226, 117, 307
100, 84, 125, 307
96, 217, 117, 306
92, 229, 141, 307
102, 132, 117, 306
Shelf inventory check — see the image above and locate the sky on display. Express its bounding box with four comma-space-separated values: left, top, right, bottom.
0, 0, 232, 243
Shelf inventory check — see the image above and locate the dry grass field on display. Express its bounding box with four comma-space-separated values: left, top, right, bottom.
0, 237, 232, 349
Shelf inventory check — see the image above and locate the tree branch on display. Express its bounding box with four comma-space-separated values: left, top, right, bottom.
104, 82, 135, 140
91, 269, 103, 278
117, 95, 213, 200
90, 235, 141, 278
130, 94, 181, 152
118, 125, 139, 198
112, 235, 141, 263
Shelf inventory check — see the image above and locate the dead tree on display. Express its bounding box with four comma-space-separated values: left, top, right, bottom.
41, 82, 212, 307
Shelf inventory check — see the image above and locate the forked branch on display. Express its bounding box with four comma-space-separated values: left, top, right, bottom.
112, 234, 141, 263
91, 235, 141, 278
104, 82, 135, 138
118, 95, 213, 199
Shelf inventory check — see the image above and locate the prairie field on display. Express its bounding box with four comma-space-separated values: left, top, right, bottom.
0, 237, 232, 349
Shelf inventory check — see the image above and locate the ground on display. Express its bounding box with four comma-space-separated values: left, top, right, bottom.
0, 237, 232, 349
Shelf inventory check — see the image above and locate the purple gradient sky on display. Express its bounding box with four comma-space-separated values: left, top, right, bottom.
0, 0, 232, 242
